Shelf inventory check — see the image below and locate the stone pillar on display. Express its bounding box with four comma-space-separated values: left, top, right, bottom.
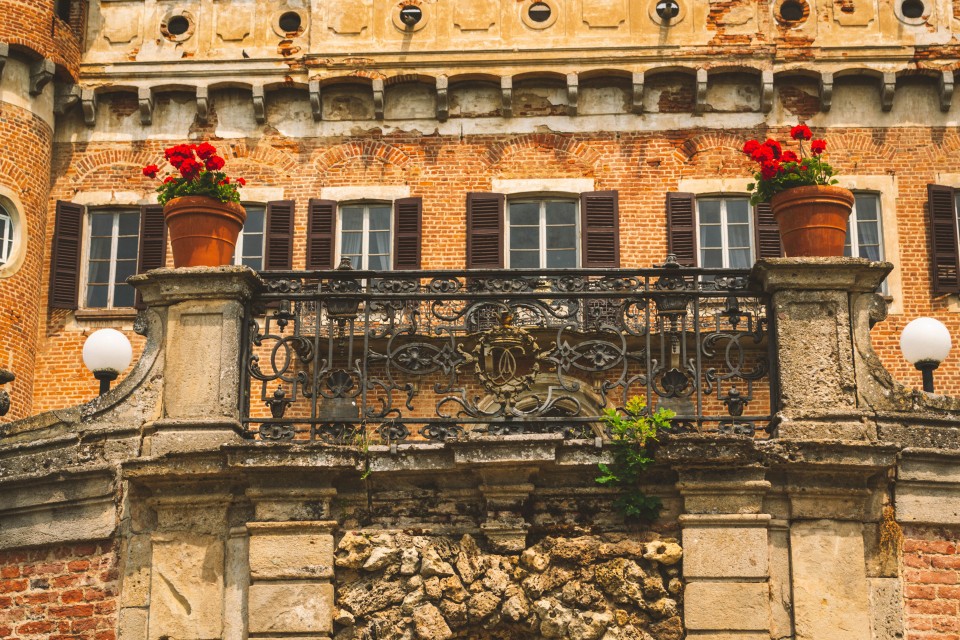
245, 479, 338, 639
676, 460, 775, 640
130, 266, 262, 456
752, 257, 891, 440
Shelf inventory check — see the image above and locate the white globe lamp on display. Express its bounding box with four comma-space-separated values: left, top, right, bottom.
82, 329, 133, 395
900, 317, 952, 393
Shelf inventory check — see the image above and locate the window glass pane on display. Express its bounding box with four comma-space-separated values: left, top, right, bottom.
510, 250, 539, 268
699, 225, 722, 249
698, 200, 721, 224
89, 237, 112, 260
341, 208, 363, 231
0, 213, 11, 264
701, 248, 723, 268
369, 207, 391, 230
87, 261, 111, 284
547, 249, 576, 268
115, 260, 137, 282
341, 232, 362, 256
113, 284, 135, 308
368, 231, 390, 256
729, 249, 751, 269
117, 212, 140, 236
242, 257, 262, 270
90, 214, 113, 237
510, 226, 539, 250
116, 236, 139, 260
854, 195, 878, 221
86, 285, 109, 308
241, 233, 263, 258
510, 202, 539, 226
545, 201, 576, 225
860, 244, 881, 261
728, 224, 751, 249
857, 221, 880, 249
726, 199, 750, 223
546, 225, 576, 249
245, 207, 265, 233
368, 254, 389, 270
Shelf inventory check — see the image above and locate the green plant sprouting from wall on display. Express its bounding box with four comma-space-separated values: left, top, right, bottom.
596, 396, 675, 522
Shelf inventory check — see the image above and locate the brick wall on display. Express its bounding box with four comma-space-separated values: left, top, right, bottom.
0, 541, 119, 640
29, 124, 960, 410
903, 525, 960, 640
0, 0, 82, 80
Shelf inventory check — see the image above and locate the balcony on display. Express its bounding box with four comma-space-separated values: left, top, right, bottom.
241, 257, 775, 443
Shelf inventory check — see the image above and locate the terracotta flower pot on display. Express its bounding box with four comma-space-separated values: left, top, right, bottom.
770, 185, 854, 258
163, 196, 246, 268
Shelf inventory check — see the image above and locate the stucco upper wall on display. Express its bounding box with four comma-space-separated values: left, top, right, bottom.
82, 0, 960, 72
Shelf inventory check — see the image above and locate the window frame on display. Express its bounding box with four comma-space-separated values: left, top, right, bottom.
504, 196, 580, 269
844, 191, 885, 261
0, 204, 15, 266
335, 201, 394, 271
80, 207, 140, 310
232, 202, 267, 271
695, 194, 755, 269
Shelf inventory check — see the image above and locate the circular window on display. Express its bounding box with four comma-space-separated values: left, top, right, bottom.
166, 15, 189, 36
278, 11, 302, 33
779, 0, 804, 21
901, 0, 924, 18
528, 2, 552, 22
399, 5, 423, 26
656, 0, 680, 20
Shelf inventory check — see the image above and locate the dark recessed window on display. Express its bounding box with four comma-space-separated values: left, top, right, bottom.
528, 2, 551, 23
278, 11, 302, 33
166, 15, 190, 36
55, 0, 71, 22
779, 0, 804, 21
399, 5, 423, 26
656, 0, 680, 20
901, 0, 924, 18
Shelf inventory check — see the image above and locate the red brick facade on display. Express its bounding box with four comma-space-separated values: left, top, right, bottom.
0, 541, 118, 640
0, 0, 83, 80
904, 526, 960, 640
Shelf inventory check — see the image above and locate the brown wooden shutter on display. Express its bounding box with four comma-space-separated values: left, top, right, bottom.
666, 192, 697, 267
466, 193, 504, 269
928, 184, 960, 294
134, 204, 166, 309
580, 191, 620, 268
49, 201, 84, 310
306, 199, 336, 270
393, 197, 422, 270
753, 202, 782, 260
263, 200, 295, 271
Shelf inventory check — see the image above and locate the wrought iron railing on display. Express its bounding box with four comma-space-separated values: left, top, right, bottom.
240, 257, 777, 443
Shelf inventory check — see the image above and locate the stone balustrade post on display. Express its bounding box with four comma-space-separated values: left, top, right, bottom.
130, 266, 262, 455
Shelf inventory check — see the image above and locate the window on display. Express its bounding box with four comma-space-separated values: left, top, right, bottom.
84, 209, 140, 308
844, 193, 883, 261
697, 196, 753, 269
0, 204, 15, 266
233, 204, 266, 270
338, 203, 392, 270
507, 199, 578, 268
925, 184, 960, 294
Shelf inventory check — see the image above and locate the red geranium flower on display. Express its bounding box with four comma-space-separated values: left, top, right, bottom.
763, 139, 782, 159
236, 177, 246, 186
195, 142, 217, 160
790, 124, 812, 141
163, 176, 176, 184
742, 140, 760, 156
810, 139, 826, 155
204, 155, 225, 171
178, 157, 202, 179
760, 160, 781, 180
781, 150, 799, 163
142, 164, 159, 178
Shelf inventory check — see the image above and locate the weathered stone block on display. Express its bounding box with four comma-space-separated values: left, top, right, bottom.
118, 607, 148, 640
148, 535, 225, 640
682, 525, 768, 578
248, 523, 334, 579
790, 520, 871, 640
683, 582, 769, 631
248, 582, 334, 634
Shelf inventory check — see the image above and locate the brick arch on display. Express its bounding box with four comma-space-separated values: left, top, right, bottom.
0, 159, 32, 197
674, 132, 747, 163
484, 134, 601, 169
315, 141, 413, 172
826, 132, 898, 162
72, 150, 158, 184
230, 141, 300, 174
919, 130, 960, 164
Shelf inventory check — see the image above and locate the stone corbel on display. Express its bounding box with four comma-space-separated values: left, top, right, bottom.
760, 70, 774, 113
29, 58, 55, 96
309, 80, 322, 121
436, 75, 448, 121
372, 78, 384, 120
138, 87, 154, 125
693, 68, 707, 115
820, 71, 833, 112
940, 70, 954, 112
0, 43, 8, 84
81, 87, 97, 127
632, 71, 644, 114
880, 72, 895, 112
195, 85, 208, 124
54, 83, 81, 116
566, 72, 578, 116
252, 84, 265, 124
501, 76, 513, 117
